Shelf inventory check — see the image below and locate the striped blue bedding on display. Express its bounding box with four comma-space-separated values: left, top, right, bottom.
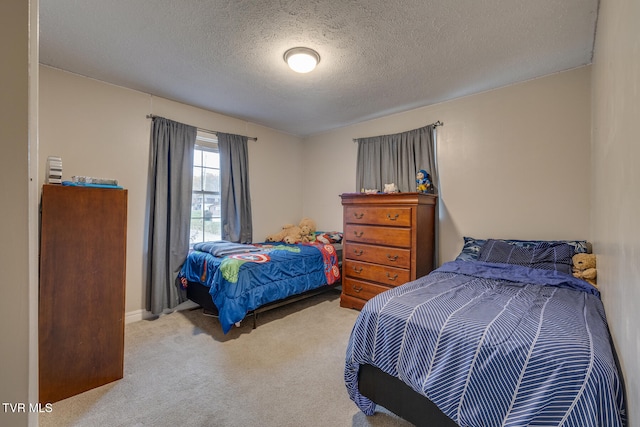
345, 260, 626, 427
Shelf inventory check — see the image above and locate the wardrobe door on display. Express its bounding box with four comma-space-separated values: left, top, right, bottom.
39, 184, 127, 403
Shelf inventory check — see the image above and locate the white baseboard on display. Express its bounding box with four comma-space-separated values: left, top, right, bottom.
125, 309, 154, 324
125, 301, 200, 324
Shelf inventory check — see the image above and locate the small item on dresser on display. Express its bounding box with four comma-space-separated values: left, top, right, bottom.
64, 176, 122, 189
572, 253, 597, 287
63, 181, 123, 189
361, 188, 379, 194
416, 169, 433, 193
46, 156, 63, 184
72, 176, 119, 186
383, 183, 399, 193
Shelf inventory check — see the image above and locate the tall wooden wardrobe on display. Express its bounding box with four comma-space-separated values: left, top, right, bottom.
39, 184, 128, 403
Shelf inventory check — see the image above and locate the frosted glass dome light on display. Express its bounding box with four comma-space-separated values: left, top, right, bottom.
284, 47, 320, 73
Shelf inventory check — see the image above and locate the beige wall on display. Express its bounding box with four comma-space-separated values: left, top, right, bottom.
592, 0, 640, 422
39, 66, 304, 317
0, 1, 38, 426
304, 67, 592, 263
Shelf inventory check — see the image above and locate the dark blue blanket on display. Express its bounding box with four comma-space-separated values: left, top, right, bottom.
345, 261, 626, 426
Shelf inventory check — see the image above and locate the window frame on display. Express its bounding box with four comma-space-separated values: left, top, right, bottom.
189, 134, 222, 247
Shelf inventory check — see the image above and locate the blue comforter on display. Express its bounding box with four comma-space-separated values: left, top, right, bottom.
179, 243, 340, 333
345, 260, 626, 426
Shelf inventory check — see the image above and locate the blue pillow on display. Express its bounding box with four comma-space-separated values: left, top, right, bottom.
455, 236, 588, 262
478, 239, 574, 274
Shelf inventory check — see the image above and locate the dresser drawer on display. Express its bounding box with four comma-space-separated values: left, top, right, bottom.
344, 242, 411, 268
343, 260, 410, 287
344, 224, 411, 247
342, 278, 390, 300
345, 206, 412, 227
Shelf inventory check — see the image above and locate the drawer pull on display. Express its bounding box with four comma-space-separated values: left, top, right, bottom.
386, 273, 399, 281
386, 213, 399, 221
353, 212, 364, 219
353, 266, 363, 274
352, 285, 363, 293
353, 249, 364, 256
386, 254, 399, 262
353, 231, 364, 238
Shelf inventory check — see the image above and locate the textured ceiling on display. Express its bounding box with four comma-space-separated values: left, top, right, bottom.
39, 0, 599, 137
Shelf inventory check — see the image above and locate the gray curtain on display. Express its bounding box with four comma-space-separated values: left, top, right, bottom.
355, 124, 438, 194
146, 117, 197, 314
218, 132, 253, 243
355, 124, 440, 265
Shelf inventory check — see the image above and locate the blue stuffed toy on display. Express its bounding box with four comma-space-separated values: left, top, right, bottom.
416, 169, 432, 193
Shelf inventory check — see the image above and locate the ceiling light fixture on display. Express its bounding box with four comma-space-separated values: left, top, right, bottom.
284, 47, 320, 73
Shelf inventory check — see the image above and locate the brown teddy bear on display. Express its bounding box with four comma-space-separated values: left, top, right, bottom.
265, 217, 318, 244
572, 253, 597, 287
298, 217, 317, 243
265, 223, 303, 243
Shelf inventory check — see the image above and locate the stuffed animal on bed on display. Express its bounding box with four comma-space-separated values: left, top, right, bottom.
265, 217, 317, 244
572, 253, 597, 287
265, 223, 302, 244
298, 217, 317, 243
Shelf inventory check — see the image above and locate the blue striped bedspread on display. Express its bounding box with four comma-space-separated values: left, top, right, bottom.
344, 260, 627, 427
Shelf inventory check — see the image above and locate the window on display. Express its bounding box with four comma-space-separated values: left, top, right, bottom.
190, 135, 221, 246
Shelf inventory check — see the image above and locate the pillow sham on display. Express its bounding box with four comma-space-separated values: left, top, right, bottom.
478, 239, 574, 274
455, 236, 588, 262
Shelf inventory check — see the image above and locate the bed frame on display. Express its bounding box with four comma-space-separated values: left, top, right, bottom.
358, 364, 458, 427
186, 279, 341, 329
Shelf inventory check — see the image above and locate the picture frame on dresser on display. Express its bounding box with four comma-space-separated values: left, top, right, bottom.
339, 192, 437, 310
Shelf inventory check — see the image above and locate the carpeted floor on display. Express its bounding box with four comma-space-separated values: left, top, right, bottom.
39, 291, 414, 427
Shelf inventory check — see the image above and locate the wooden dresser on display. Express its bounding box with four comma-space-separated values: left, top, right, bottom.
39, 184, 128, 403
340, 192, 436, 310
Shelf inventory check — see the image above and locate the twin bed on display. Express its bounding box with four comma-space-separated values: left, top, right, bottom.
345, 237, 627, 427
178, 238, 341, 333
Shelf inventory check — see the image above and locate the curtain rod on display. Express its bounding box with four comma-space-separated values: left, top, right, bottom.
146, 114, 258, 141
352, 120, 443, 143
